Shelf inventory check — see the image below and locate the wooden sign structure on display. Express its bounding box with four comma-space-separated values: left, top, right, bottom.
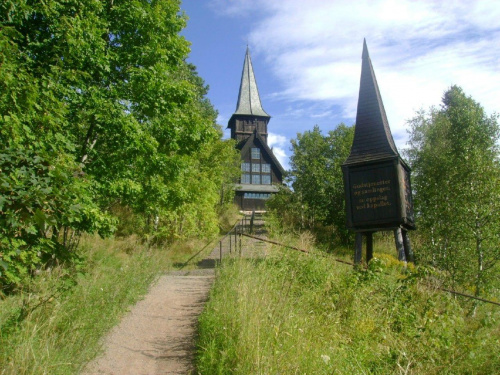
342, 40, 416, 264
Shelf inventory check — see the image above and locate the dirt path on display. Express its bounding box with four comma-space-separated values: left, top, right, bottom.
83, 269, 215, 375
83, 216, 268, 374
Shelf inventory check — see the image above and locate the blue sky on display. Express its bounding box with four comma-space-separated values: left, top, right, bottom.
181, 0, 500, 170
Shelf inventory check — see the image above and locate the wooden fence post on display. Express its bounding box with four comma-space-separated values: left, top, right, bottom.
354, 233, 363, 264
394, 228, 407, 263
402, 230, 414, 263
366, 232, 373, 263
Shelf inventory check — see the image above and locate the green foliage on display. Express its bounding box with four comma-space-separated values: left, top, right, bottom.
265, 186, 303, 234
267, 124, 354, 246
406, 85, 500, 296
0, 0, 239, 288
197, 247, 500, 374
0, 234, 208, 374
0, 146, 115, 286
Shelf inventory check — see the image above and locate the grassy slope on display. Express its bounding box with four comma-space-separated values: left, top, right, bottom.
196, 242, 500, 374
0, 234, 212, 374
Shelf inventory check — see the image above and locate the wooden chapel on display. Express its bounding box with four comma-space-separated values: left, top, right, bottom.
228, 47, 285, 211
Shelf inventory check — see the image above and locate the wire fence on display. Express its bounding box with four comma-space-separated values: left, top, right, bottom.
236, 217, 500, 308
183, 213, 499, 307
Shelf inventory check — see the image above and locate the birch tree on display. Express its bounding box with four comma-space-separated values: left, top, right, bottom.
406, 86, 500, 296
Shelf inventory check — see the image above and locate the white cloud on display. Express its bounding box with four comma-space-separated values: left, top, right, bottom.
216, 113, 227, 125
268, 132, 289, 170
213, 0, 500, 152
271, 146, 289, 171
268, 132, 287, 148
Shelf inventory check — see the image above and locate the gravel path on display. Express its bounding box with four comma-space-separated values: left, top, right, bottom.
83, 216, 267, 374
83, 270, 215, 375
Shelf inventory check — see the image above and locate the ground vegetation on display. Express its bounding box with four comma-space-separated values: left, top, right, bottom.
405, 85, 500, 298
197, 243, 499, 374
0, 0, 239, 289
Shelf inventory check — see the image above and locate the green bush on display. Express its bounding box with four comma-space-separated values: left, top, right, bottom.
0, 233, 208, 374
0, 147, 115, 288
197, 246, 500, 374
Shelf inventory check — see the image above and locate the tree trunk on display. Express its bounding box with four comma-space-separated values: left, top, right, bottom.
475, 219, 483, 298
80, 121, 98, 164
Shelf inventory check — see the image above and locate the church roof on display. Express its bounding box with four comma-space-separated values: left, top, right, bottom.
239, 130, 285, 176
344, 39, 399, 165
233, 47, 270, 118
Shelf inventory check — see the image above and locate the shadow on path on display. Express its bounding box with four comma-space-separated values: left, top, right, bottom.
84, 216, 268, 375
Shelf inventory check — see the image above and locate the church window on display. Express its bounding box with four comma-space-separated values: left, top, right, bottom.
244, 193, 271, 199
241, 174, 250, 184
252, 163, 260, 173
251, 148, 260, 160
262, 163, 271, 173
252, 174, 261, 184
262, 175, 271, 184
241, 162, 250, 172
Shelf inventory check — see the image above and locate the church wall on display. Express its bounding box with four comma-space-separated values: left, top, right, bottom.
234, 191, 267, 211
239, 139, 281, 185
230, 117, 269, 144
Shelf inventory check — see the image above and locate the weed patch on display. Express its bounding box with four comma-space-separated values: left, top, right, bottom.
196, 248, 500, 374
0, 234, 207, 374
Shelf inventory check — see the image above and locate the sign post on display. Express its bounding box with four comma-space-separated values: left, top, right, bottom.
342, 40, 415, 264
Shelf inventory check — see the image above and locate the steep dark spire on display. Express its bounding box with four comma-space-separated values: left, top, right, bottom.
233, 47, 270, 117
344, 39, 399, 164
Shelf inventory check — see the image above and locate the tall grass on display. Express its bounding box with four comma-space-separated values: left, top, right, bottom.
0, 234, 210, 374
196, 246, 500, 374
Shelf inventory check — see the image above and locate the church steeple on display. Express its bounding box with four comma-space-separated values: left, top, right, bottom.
344, 39, 399, 165
228, 47, 270, 144
227, 47, 285, 211
234, 47, 270, 117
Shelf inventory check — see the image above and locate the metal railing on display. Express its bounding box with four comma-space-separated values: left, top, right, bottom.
214, 210, 265, 263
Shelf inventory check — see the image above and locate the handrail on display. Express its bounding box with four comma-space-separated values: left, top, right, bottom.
180, 218, 242, 268
435, 286, 500, 307
219, 219, 241, 243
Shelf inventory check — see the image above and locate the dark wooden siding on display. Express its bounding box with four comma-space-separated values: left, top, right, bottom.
240, 139, 279, 184
235, 191, 268, 211
230, 116, 269, 144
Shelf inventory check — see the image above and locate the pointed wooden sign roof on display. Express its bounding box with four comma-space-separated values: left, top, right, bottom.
344, 39, 399, 165
233, 47, 270, 118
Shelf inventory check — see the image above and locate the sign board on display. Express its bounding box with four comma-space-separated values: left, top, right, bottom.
343, 159, 415, 231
